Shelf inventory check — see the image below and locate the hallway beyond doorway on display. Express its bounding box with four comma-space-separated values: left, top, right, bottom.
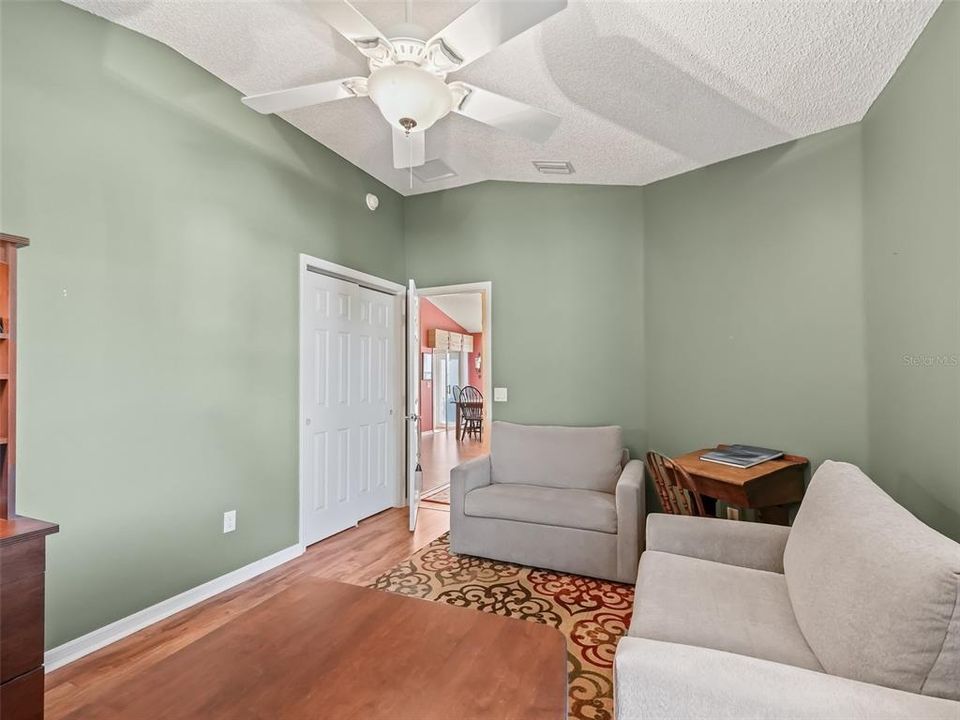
420, 431, 489, 505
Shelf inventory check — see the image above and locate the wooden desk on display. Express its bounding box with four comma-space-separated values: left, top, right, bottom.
59, 578, 568, 720
673, 449, 809, 525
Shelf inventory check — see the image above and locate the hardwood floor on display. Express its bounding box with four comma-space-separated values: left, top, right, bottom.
420, 430, 489, 494
45, 506, 450, 719
54, 578, 567, 720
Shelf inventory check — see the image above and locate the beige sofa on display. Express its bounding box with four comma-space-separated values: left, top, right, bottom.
450, 421, 644, 583
615, 460, 960, 719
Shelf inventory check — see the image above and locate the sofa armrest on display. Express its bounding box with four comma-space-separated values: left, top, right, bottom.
450, 455, 491, 517
615, 459, 645, 582
614, 637, 960, 720
646, 513, 790, 573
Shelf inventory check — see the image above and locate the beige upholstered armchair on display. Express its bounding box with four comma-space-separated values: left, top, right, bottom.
450, 421, 645, 583
615, 460, 960, 719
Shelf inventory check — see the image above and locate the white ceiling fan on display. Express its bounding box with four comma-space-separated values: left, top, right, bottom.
242, 0, 567, 170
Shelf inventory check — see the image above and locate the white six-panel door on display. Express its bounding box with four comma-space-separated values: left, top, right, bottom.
301, 271, 396, 546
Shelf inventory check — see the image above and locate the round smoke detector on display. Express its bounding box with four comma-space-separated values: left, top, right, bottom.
365, 193, 380, 211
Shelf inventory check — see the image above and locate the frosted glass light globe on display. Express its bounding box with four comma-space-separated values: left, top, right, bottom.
367, 65, 453, 133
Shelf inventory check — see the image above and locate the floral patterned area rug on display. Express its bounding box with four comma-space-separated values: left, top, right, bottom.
368, 533, 634, 720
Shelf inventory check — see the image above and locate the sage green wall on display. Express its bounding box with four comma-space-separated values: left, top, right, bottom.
862, 1, 960, 538
1, 0, 404, 647
632, 1, 960, 537
3, 0, 958, 656
403, 183, 647, 452
642, 125, 870, 477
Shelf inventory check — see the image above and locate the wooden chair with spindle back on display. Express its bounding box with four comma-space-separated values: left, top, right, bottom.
645, 451, 708, 516
458, 386, 484, 441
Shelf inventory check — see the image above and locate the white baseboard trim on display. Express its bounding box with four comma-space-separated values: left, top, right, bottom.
44, 543, 304, 673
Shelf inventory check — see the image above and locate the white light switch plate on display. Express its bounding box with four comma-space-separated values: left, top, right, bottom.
223, 510, 237, 533
494, 387, 508, 402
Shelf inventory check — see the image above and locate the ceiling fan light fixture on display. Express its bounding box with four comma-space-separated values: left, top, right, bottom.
367, 65, 453, 133
241, 0, 569, 175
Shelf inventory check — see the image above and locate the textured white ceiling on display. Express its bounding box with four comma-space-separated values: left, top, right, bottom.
426, 293, 483, 332
66, 0, 938, 196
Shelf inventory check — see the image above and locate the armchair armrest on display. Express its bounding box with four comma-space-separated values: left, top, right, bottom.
646, 513, 790, 573
450, 455, 491, 517
450, 455, 491, 556
615, 637, 959, 720
615, 459, 645, 582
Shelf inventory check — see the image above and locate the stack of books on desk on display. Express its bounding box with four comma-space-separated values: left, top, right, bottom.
700, 444, 783, 469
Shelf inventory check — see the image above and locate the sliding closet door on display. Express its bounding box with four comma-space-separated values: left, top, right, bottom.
300, 272, 396, 546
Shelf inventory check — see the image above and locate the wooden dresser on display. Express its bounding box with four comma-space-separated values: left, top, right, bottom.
1, 517, 58, 719
0, 234, 58, 720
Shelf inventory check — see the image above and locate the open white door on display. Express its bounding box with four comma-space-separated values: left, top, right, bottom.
406, 279, 422, 531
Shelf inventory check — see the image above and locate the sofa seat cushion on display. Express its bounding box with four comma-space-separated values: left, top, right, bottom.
463, 483, 617, 534
629, 550, 823, 672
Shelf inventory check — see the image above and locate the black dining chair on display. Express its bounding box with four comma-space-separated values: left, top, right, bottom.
458, 386, 483, 441
450, 385, 461, 434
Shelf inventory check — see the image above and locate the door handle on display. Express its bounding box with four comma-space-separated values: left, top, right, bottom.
405, 413, 419, 421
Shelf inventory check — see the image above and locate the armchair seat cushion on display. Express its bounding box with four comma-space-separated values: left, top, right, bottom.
629, 550, 823, 672
464, 483, 617, 534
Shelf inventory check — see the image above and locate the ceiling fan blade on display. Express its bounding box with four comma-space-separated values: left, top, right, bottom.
313, 0, 394, 63
449, 83, 560, 143
242, 77, 367, 114
393, 129, 426, 169
424, 0, 567, 72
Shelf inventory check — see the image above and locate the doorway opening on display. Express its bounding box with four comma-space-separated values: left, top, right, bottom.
416, 284, 492, 512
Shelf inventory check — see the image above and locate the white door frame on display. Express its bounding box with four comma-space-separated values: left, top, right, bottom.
418, 282, 493, 424
298, 254, 407, 548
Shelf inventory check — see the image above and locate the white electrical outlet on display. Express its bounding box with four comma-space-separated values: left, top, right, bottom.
223, 510, 237, 533
494, 387, 508, 402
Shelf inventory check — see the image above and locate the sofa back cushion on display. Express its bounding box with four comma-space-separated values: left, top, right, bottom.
490, 421, 623, 493
784, 460, 960, 699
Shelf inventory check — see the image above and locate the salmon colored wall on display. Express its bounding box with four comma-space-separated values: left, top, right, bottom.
419, 299, 480, 432
468, 333, 483, 389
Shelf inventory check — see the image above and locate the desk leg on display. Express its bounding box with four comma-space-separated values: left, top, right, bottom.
756, 505, 790, 526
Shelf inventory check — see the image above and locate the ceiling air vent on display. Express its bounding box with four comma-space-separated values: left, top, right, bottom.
413, 159, 458, 183
533, 160, 575, 175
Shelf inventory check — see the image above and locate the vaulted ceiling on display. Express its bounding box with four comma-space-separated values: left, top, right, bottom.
68, 0, 938, 196
427, 293, 483, 333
